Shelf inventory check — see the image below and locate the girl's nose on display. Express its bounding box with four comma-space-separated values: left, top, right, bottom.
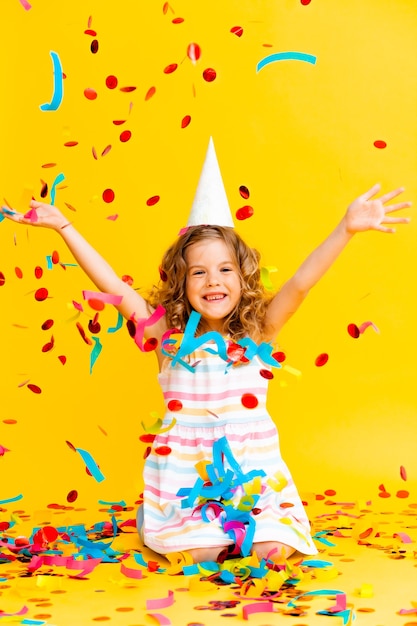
206, 273, 220, 286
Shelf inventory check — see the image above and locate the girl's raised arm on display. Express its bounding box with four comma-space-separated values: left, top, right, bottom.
263, 184, 411, 341
1, 200, 168, 338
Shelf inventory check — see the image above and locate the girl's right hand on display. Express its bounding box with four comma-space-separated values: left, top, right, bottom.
0, 200, 69, 231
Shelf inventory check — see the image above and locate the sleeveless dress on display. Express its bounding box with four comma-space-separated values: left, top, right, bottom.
141, 341, 317, 556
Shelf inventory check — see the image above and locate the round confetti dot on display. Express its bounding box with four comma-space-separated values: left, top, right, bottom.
15, 267, 23, 279
187, 43, 201, 62
396, 490, 409, 498
3, 419, 17, 424
144, 446, 151, 459
139, 433, 156, 443
259, 368, 274, 380
84, 87, 98, 100
272, 351, 286, 363
181, 115, 191, 128
42, 339, 54, 352
85, 28, 97, 36
51, 250, 59, 264
301, 0, 311, 4
113, 119, 126, 125
27, 384, 42, 394
145, 86, 156, 100
203, 67, 216, 82
347, 323, 360, 338
146, 195, 160, 206
154, 446, 172, 456
315, 353, 329, 367
143, 337, 158, 351
88, 298, 105, 311
241, 393, 258, 409
122, 274, 134, 285
324, 489, 336, 496
236, 205, 254, 220
239, 185, 250, 199
120, 130, 132, 142
91, 40, 99, 53
35, 288, 48, 301
120, 86, 136, 92
230, 26, 243, 37
164, 63, 178, 74
0, 272, 5, 286
378, 491, 391, 498
373, 140, 387, 149
400, 465, 407, 480
105, 75, 118, 89
168, 399, 183, 412
102, 189, 115, 203
172, 17, 184, 24
35, 266, 43, 279
67, 490, 78, 503
88, 319, 101, 334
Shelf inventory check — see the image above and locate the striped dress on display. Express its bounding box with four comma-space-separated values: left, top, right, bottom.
141, 342, 317, 556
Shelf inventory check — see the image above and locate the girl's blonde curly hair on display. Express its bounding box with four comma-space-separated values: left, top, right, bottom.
147, 225, 271, 341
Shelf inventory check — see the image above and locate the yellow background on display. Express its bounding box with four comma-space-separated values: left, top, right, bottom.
1, 0, 416, 512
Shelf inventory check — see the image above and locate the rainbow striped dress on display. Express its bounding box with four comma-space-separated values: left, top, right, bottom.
141, 341, 317, 556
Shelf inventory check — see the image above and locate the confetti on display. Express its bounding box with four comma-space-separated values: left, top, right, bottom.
315, 353, 329, 367
18, 0, 32, 9
374, 140, 387, 149
256, 51, 317, 72
187, 43, 201, 62
84, 87, 98, 100
40, 51, 64, 111
231, 26, 244, 37
202, 68, 216, 82
236, 205, 254, 220
102, 189, 115, 203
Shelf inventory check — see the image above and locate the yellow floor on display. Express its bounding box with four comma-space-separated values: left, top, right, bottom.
1, 490, 416, 626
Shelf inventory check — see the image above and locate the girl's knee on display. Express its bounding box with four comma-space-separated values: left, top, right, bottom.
252, 541, 295, 562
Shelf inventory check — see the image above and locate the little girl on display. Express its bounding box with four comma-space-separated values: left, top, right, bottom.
1, 168, 410, 564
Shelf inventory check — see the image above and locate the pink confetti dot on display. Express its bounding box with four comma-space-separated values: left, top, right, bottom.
84, 87, 98, 100
374, 140, 387, 149
102, 189, 115, 203
236, 205, 254, 220
315, 353, 329, 367
203, 68, 216, 82
106, 75, 118, 89
241, 393, 258, 409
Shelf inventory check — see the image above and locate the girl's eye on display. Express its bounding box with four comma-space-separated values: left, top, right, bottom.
221, 267, 232, 272
192, 270, 204, 276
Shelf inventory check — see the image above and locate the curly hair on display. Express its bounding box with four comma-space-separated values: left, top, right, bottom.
147, 225, 271, 341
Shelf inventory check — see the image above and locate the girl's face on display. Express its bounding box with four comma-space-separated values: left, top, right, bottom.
185, 238, 241, 332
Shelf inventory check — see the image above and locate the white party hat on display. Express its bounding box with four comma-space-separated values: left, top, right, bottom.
186, 137, 234, 227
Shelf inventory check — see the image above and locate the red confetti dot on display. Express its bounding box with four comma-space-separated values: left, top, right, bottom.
101, 145, 112, 157
236, 205, 254, 220
0, 522, 10, 531
58, 355, 67, 365
241, 393, 258, 409
187, 43, 201, 62
260, 369, 274, 380
181, 115, 191, 128
102, 189, 115, 203
0, 272, 5, 286
239, 185, 250, 199
172, 17, 184, 24
52, 250, 60, 264
227, 342, 246, 362
41, 320, 53, 332
164, 63, 178, 74
315, 494, 325, 500
145, 86, 156, 100
154, 446, 172, 456
106, 75, 118, 89
159, 267, 168, 282
378, 491, 391, 498
122, 274, 134, 285
66, 440, 76, 452
43, 526, 59, 542
42, 337, 55, 352
230, 26, 243, 37
35, 287, 49, 301
84, 29, 97, 36
272, 351, 286, 363
67, 490, 78, 503
144, 446, 151, 459
113, 119, 126, 125
15, 267, 23, 279
27, 384, 42, 394
3, 419, 17, 425
396, 490, 409, 498
315, 353, 329, 367
84, 88, 98, 100
64, 141, 78, 147
301, 0, 311, 4
373, 140, 387, 149
324, 489, 336, 496
146, 195, 160, 206
120, 86, 137, 92
347, 323, 360, 338
139, 433, 156, 443
120, 130, 132, 142
76, 322, 93, 345
168, 399, 183, 412
41, 163, 57, 168
35, 266, 43, 279
40, 182, 48, 198
88, 319, 101, 334
203, 68, 216, 82
400, 465, 407, 481
143, 337, 158, 351
91, 40, 99, 54
88, 298, 105, 311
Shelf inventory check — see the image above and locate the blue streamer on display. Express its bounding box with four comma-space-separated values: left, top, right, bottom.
256, 51, 317, 73
39, 51, 64, 111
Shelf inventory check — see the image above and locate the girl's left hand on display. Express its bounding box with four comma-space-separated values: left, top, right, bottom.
344, 183, 411, 234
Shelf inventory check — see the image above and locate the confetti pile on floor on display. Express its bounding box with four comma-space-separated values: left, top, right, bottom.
1, 489, 416, 625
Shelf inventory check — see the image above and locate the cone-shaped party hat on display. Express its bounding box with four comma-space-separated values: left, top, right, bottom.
186, 137, 234, 228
